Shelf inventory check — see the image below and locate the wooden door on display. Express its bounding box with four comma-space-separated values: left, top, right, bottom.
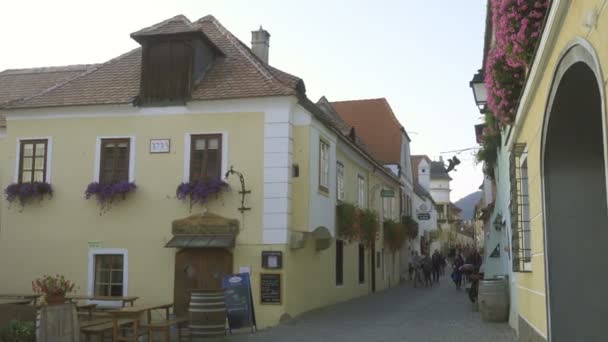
174, 248, 233, 316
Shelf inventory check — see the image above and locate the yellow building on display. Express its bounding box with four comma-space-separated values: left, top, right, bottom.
475, 1, 608, 341
0, 15, 402, 328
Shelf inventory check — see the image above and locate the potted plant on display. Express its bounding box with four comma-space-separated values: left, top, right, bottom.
383, 219, 406, 251
0, 320, 35, 342
359, 208, 379, 248
32, 274, 76, 305
176, 178, 229, 209
336, 203, 359, 242
4, 182, 53, 209
85, 181, 137, 214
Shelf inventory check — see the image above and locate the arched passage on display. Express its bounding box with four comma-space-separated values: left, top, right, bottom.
542, 45, 608, 341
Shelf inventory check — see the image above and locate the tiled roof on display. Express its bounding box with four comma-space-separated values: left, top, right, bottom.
330, 98, 405, 165
131, 15, 198, 37
431, 161, 452, 180
5, 15, 301, 110
0, 64, 95, 127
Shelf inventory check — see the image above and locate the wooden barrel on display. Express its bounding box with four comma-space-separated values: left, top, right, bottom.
188, 290, 227, 339
479, 279, 509, 322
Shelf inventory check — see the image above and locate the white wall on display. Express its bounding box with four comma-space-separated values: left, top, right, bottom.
430, 179, 450, 204
308, 119, 337, 235
418, 159, 431, 191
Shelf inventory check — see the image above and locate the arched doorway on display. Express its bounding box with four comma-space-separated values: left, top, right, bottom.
542, 44, 608, 341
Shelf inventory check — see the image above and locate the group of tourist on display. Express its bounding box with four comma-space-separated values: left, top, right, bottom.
408, 250, 446, 288
450, 248, 483, 290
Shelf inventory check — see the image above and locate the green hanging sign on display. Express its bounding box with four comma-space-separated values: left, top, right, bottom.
380, 189, 395, 198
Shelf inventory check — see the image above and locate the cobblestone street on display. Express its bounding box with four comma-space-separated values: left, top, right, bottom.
228, 276, 516, 342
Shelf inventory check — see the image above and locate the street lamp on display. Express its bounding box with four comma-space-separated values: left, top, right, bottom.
469, 69, 487, 111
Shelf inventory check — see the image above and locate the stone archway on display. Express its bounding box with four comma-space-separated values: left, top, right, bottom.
542, 43, 608, 341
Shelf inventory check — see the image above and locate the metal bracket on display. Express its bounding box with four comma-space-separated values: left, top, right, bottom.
225, 166, 252, 213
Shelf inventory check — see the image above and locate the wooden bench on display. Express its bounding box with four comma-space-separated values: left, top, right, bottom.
144, 317, 189, 342
81, 319, 133, 342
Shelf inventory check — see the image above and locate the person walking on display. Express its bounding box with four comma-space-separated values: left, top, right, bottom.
422, 252, 433, 287
412, 251, 422, 288
431, 250, 442, 284
452, 253, 464, 290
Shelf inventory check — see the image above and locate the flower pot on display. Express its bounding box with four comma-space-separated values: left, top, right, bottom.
45, 294, 66, 305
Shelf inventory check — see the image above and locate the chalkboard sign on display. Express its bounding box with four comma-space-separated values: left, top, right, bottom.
260, 273, 282, 305
222, 273, 256, 332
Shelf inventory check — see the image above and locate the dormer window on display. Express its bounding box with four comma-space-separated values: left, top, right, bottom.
131, 15, 223, 107
139, 39, 193, 105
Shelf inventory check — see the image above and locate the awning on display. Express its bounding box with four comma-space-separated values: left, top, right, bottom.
165, 235, 235, 248
165, 212, 239, 248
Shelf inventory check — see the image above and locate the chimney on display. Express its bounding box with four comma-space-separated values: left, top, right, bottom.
251, 26, 270, 64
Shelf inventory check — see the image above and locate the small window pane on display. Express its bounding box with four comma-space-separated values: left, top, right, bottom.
22, 171, 32, 182
35, 144, 46, 155
208, 138, 219, 150
23, 158, 32, 170
23, 144, 34, 157
110, 285, 123, 296
34, 157, 45, 170
195, 139, 206, 150
33, 171, 44, 182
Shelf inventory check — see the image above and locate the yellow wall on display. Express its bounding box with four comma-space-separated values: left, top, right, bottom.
0, 111, 290, 328
513, 0, 608, 337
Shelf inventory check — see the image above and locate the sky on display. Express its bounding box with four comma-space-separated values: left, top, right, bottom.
0, 0, 486, 201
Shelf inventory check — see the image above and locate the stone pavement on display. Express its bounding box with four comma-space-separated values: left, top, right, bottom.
225, 275, 516, 342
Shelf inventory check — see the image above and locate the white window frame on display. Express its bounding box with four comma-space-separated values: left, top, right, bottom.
357, 174, 366, 208
383, 193, 392, 220
336, 161, 345, 201
87, 248, 128, 307
183, 132, 228, 182
319, 140, 330, 191
14, 137, 53, 183
520, 153, 532, 271
94, 136, 136, 183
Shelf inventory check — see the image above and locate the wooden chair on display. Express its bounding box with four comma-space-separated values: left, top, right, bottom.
80, 319, 133, 342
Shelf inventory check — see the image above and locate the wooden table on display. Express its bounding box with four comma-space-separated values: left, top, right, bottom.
0, 294, 42, 306
66, 295, 139, 307
107, 303, 173, 342
77, 303, 98, 319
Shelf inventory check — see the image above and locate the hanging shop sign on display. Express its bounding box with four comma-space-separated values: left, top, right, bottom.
380, 189, 395, 198
417, 213, 431, 220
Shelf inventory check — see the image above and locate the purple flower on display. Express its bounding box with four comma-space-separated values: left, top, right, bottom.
4, 182, 53, 207
176, 178, 229, 208
85, 181, 137, 213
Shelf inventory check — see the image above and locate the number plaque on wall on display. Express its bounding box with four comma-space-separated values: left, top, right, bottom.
149, 139, 170, 153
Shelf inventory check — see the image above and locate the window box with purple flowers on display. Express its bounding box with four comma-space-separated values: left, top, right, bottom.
176, 178, 229, 209
85, 181, 137, 213
4, 182, 53, 209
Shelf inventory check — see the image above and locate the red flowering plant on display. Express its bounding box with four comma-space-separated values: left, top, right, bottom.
32, 274, 76, 302
484, 0, 550, 124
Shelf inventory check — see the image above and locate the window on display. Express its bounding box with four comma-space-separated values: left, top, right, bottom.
510, 143, 531, 272
94, 254, 125, 296
357, 175, 366, 208
319, 140, 330, 191
335, 240, 344, 286
190, 134, 222, 181
100, 139, 130, 184
358, 243, 365, 284
18, 139, 48, 183
383, 195, 392, 219
336, 162, 345, 201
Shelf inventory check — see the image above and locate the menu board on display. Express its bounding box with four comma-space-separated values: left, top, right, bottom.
222, 273, 256, 331
260, 273, 282, 305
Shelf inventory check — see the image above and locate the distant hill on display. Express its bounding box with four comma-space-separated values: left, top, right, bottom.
454, 191, 482, 220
